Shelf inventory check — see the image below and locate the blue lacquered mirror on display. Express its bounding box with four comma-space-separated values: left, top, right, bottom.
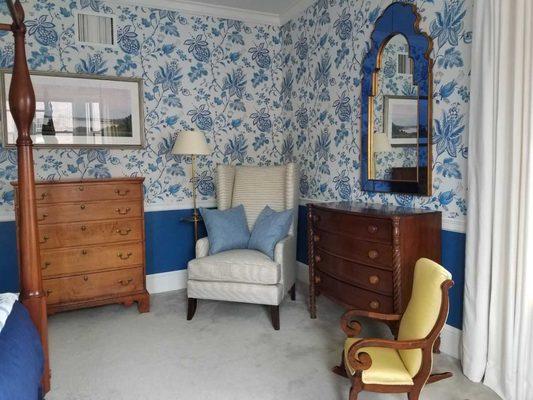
361, 2, 433, 195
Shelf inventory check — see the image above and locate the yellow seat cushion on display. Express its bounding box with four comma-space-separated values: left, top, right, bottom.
344, 338, 414, 386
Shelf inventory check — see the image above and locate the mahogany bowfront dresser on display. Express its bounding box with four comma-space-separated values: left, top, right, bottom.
13, 177, 149, 315
307, 202, 441, 327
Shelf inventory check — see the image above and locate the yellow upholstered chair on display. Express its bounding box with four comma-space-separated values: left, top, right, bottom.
333, 258, 454, 400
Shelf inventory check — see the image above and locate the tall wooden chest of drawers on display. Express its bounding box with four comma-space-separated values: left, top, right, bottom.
307, 202, 441, 324
13, 178, 149, 315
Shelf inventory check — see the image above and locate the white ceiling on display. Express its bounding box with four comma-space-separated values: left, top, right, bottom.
120, 0, 314, 25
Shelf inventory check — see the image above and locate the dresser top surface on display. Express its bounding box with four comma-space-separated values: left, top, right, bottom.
309, 202, 441, 217
12, 177, 144, 187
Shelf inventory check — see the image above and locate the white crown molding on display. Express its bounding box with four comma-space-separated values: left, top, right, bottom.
278, 0, 315, 25
299, 198, 466, 234
108, 0, 281, 26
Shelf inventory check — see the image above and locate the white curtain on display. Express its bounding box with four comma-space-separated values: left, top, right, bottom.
463, 0, 533, 398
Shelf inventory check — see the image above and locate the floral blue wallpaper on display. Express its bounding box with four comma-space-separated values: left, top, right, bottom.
281, 0, 471, 221
0, 0, 471, 223
0, 0, 288, 216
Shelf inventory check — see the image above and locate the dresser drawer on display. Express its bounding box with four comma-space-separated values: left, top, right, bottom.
312, 208, 392, 243
318, 272, 394, 313
39, 219, 143, 249
314, 229, 393, 268
34, 181, 142, 204
314, 250, 393, 295
44, 267, 144, 305
41, 242, 143, 278
37, 200, 141, 224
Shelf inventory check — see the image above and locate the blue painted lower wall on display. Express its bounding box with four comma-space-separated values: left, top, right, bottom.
296, 205, 465, 330
0, 205, 465, 329
0, 209, 204, 293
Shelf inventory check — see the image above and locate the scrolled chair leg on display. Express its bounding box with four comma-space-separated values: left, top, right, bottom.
408, 385, 423, 400
332, 351, 348, 378
348, 375, 363, 400
187, 298, 197, 320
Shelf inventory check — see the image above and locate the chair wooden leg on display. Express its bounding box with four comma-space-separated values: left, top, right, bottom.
270, 305, 280, 330
349, 376, 363, 400
407, 386, 423, 400
332, 351, 348, 378
427, 372, 453, 384
289, 284, 296, 301
187, 298, 197, 320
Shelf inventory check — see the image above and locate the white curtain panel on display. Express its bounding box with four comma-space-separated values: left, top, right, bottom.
463, 0, 533, 398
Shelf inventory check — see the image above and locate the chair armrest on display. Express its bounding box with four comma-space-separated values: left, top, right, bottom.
340, 309, 402, 337
195, 237, 209, 258
274, 235, 295, 263
274, 235, 297, 291
345, 337, 427, 373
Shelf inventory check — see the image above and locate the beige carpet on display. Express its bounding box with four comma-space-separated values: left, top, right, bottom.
46, 287, 500, 400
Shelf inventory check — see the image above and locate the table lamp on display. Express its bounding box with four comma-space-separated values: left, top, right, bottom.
172, 130, 211, 241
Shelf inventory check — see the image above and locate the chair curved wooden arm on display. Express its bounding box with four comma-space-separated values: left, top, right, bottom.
340, 310, 402, 337
334, 259, 454, 400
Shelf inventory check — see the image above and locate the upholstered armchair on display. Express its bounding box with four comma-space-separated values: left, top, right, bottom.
186, 163, 299, 330
333, 258, 454, 400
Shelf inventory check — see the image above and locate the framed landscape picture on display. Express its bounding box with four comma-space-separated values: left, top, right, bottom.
1, 71, 144, 148
384, 95, 418, 146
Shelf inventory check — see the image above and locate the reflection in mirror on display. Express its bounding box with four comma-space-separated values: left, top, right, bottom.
370, 34, 418, 182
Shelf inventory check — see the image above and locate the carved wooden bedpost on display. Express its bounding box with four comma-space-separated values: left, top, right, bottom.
6, 0, 51, 393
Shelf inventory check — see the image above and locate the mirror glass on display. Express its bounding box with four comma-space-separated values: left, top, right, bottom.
370, 34, 418, 182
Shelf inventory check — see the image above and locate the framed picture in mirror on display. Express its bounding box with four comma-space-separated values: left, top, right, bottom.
0, 71, 144, 148
384, 95, 418, 146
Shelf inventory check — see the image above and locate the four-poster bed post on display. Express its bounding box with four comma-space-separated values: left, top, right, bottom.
2, 0, 51, 393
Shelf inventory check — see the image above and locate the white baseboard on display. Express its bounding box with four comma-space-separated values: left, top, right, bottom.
146, 270, 187, 294
296, 262, 462, 359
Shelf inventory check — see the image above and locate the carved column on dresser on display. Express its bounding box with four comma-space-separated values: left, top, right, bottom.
307, 202, 442, 334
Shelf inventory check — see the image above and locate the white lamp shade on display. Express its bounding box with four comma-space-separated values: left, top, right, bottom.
172, 130, 211, 155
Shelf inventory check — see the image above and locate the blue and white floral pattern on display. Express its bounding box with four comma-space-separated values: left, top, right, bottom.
281, 0, 471, 220
0, 0, 471, 223
0, 0, 287, 213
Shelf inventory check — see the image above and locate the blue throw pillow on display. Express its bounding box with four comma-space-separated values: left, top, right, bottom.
248, 206, 293, 259
200, 205, 250, 255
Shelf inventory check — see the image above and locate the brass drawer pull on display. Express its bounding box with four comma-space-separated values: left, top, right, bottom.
78, 186, 84, 192
313, 234, 320, 243
118, 278, 133, 286
115, 207, 131, 215
368, 275, 380, 285
81, 225, 87, 231
83, 275, 89, 282
314, 275, 321, 284
40, 235, 49, 244
368, 250, 379, 260
369, 300, 380, 310
118, 252, 133, 260
38, 213, 48, 222
314, 255, 321, 263
38, 192, 48, 201
367, 225, 378, 234
116, 228, 132, 236
45, 289, 53, 296
81, 249, 88, 255
43, 261, 51, 270
80, 204, 86, 210
115, 188, 130, 197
